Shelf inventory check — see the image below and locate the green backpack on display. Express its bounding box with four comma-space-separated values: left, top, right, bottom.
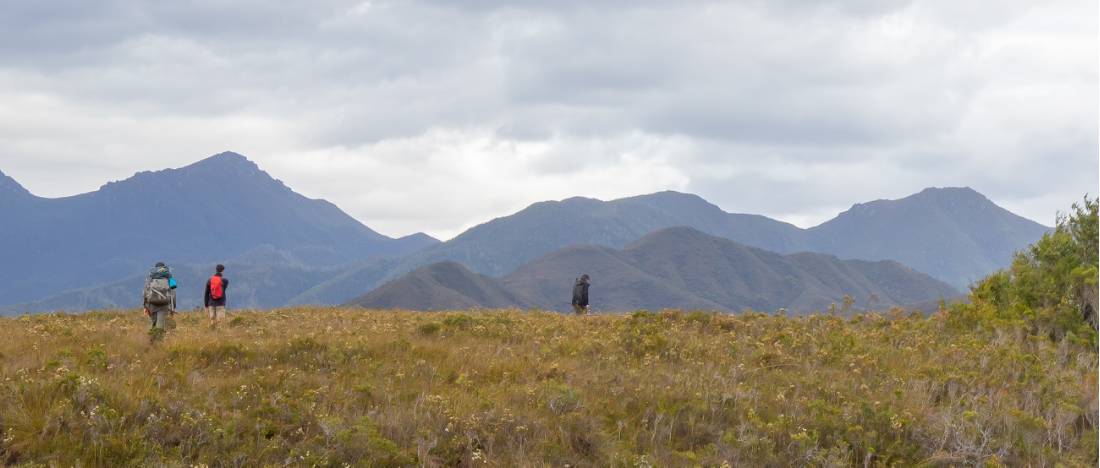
145, 278, 173, 307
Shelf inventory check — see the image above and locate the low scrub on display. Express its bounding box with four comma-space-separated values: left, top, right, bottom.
0, 307, 1094, 466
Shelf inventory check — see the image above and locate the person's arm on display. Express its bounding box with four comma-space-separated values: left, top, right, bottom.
582, 284, 590, 307
204, 280, 211, 308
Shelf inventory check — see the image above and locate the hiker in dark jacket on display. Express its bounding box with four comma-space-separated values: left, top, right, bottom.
571, 274, 590, 315
204, 264, 229, 325
143, 262, 176, 332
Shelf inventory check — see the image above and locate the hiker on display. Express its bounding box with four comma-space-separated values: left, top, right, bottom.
204, 264, 229, 325
571, 274, 590, 315
143, 262, 177, 331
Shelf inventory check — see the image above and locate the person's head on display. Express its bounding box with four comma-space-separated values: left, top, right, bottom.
580, 274, 590, 282
155, 262, 165, 268
215, 264, 225, 275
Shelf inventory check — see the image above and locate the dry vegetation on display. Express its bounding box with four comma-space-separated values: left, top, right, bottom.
0, 307, 1095, 467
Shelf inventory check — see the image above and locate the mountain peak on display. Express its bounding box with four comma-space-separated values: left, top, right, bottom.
557, 196, 602, 205
620, 190, 724, 214
624, 190, 708, 204
173, 151, 279, 187
397, 232, 441, 245
186, 151, 259, 171
351, 260, 527, 310
814, 186, 1050, 287
913, 186, 986, 201
845, 187, 991, 214
900, 186, 1005, 214
99, 151, 272, 194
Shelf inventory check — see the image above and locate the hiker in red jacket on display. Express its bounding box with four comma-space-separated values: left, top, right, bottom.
204, 264, 229, 325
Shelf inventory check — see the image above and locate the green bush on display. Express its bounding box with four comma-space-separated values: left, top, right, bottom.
442, 313, 475, 330
417, 322, 442, 336
954, 196, 1098, 346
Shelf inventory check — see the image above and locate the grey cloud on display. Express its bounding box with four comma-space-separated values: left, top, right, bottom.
0, 0, 1093, 237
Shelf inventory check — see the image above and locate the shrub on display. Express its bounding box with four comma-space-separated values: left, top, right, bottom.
0, 305, 1092, 466
194, 342, 251, 367
442, 314, 475, 330
955, 196, 1099, 346
417, 322, 442, 336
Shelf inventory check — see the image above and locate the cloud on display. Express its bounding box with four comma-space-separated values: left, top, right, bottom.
0, 0, 1094, 238
265, 129, 693, 239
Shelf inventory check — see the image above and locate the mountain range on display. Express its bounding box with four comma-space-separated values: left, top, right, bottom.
351, 227, 960, 313
0, 152, 1051, 314
320, 187, 1049, 299
0, 152, 437, 308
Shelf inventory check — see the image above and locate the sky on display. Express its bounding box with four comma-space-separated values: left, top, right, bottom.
0, 0, 1096, 240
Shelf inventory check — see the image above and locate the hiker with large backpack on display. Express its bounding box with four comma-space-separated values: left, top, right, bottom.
143, 262, 177, 332
204, 264, 229, 326
571, 274, 590, 315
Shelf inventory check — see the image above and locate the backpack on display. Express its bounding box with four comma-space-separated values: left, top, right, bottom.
149, 265, 171, 279
209, 275, 224, 301
145, 277, 173, 307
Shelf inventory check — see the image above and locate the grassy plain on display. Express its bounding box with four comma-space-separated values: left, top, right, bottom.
0, 308, 1095, 467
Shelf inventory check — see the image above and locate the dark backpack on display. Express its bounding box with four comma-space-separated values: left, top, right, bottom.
572, 280, 588, 306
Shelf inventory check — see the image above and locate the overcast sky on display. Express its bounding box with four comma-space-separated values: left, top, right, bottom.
0, 0, 1096, 239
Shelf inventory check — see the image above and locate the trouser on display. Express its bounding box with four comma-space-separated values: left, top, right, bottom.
207, 306, 227, 320
149, 307, 172, 329
572, 304, 588, 315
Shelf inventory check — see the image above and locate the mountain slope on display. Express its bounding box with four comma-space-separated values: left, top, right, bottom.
509, 227, 959, 312
393, 191, 807, 279
353, 227, 959, 313
501, 244, 725, 311
286, 257, 403, 307
0, 152, 438, 306
806, 187, 1051, 287
0, 169, 33, 203
349, 262, 531, 310
320, 187, 1046, 302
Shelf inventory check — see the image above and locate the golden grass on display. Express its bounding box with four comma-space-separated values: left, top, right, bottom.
0, 308, 1095, 467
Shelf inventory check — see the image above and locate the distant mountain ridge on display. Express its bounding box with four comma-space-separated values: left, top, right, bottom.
391, 191, 806, 278
351, 227, 960, 313
0, 152, 438, 307
351, 261, 532, 311
804, 187, 1050, 287
327, 187, 1048, 299
0, 153, 1050, 313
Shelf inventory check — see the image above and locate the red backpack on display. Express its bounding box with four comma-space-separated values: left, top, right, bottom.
209, 275, 224, 300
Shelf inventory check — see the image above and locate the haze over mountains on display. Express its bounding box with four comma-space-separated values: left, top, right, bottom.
352, 227, 960, 312
0, 152, 1051, 314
